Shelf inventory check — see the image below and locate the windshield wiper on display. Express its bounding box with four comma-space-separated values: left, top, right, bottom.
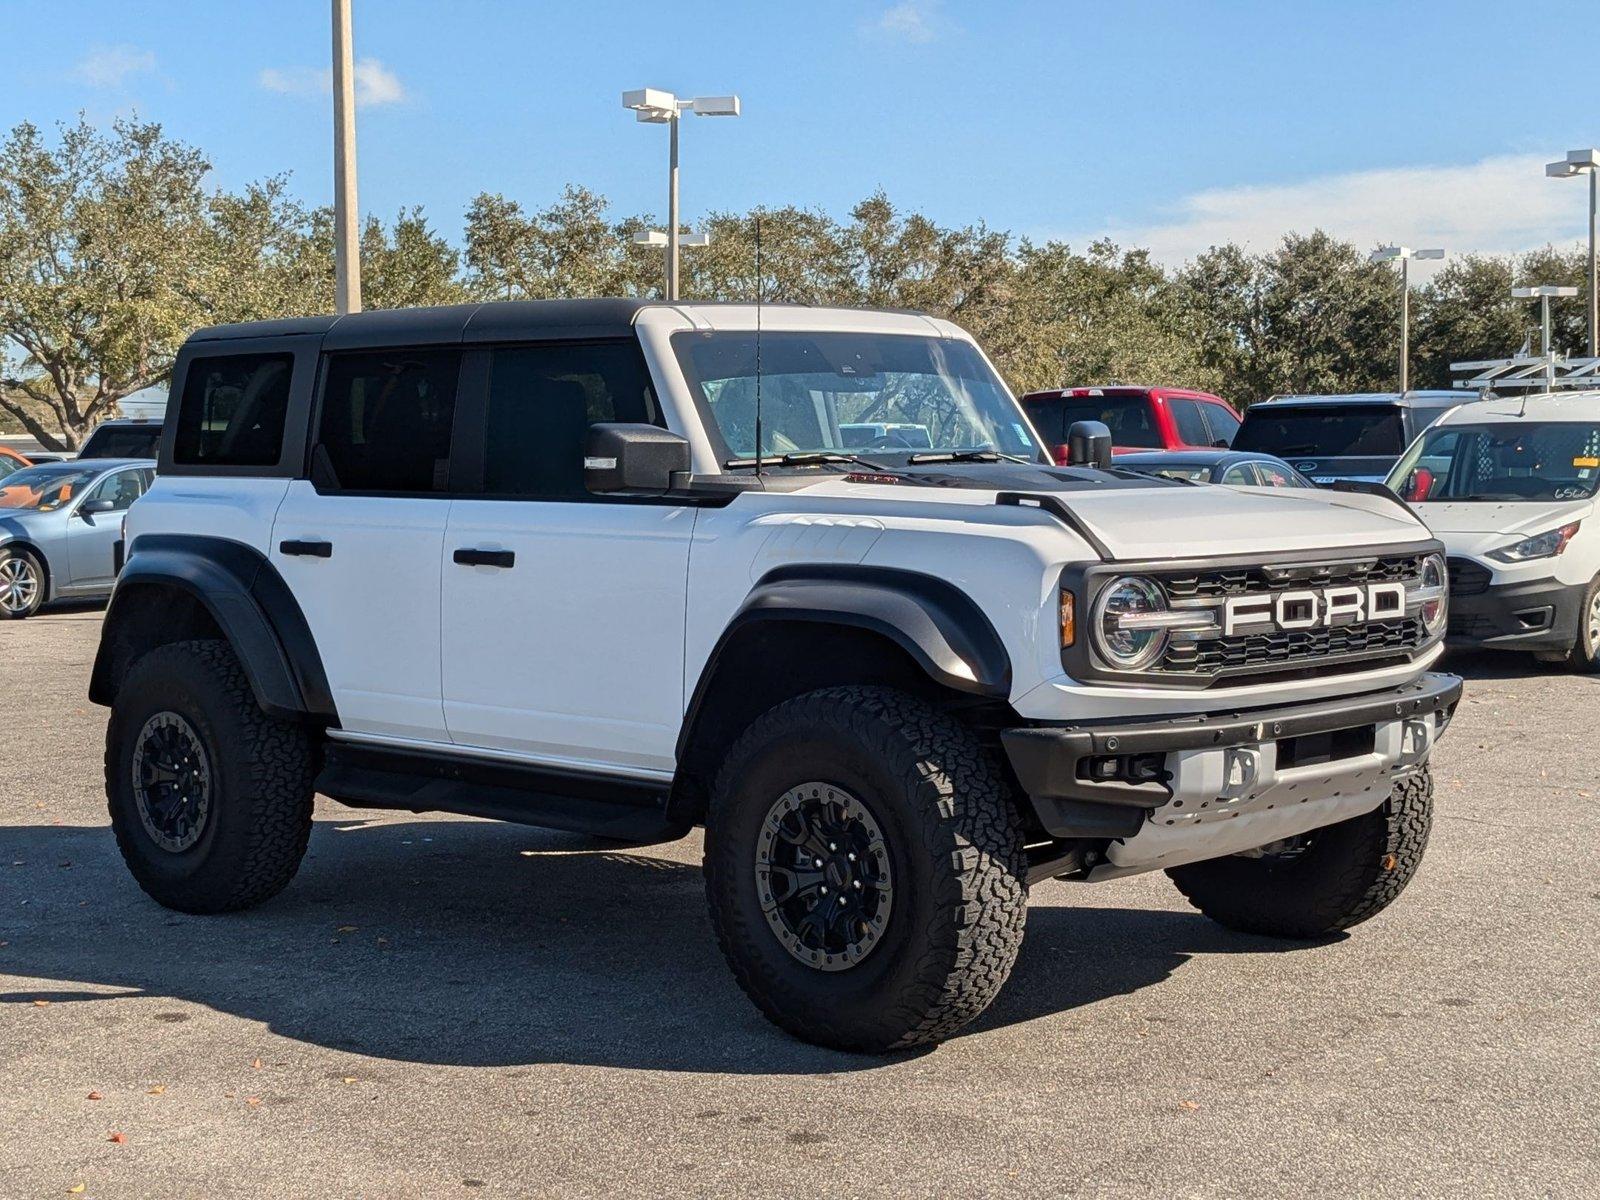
722, 451, 900, 471
905, 449, 1031, 465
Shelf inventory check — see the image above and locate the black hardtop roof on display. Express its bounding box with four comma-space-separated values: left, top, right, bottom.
187, 298, 653, 348
185, 298, 937, 351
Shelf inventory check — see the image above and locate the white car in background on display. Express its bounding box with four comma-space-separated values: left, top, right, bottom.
1387, 391, 1600, 669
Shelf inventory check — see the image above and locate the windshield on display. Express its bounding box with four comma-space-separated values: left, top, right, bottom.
1234, 404, 1404, 458
1121, 463, 1210, 482
0, 464, 103, 511
1387, 421, 1600, 502
671, 331, 1043, 464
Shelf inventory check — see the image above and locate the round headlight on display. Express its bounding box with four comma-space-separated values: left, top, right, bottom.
1419, 553, 1448, 636
1093, 576, 1169, 670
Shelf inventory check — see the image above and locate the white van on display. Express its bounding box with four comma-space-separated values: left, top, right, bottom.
1387, 391, 1600, 669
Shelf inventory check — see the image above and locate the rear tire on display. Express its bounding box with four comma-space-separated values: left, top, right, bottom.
703, 686, 1028, 1053
0, 546, 45, 619
1166, 766, 1433, 939
106, 639, 315, 913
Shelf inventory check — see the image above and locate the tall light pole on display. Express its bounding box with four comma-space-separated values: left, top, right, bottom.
1369, 246, 1444, 392
331, 0, 362, 314
621, 89, 741, 301
1512, 285, 1580, 389
1546, 148, 1600, 356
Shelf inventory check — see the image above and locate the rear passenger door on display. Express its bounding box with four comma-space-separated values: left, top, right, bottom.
270, 348, 465, 744
438, 341, 694, 778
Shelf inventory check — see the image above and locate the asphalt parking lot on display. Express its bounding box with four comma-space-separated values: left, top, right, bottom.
2, 605, 1596, 1199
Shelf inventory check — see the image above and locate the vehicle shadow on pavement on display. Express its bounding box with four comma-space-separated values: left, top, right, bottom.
1, 817, 1310, 1072
1442, 648, 1586, 682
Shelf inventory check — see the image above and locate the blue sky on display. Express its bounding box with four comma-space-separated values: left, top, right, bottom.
3, 0, 1598, 266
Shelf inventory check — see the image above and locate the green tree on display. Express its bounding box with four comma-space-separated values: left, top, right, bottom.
0, 117, 314, 449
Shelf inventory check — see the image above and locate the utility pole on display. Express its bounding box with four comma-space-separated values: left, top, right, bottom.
331, 0, 362, 314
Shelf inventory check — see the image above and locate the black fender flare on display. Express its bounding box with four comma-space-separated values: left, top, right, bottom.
677, 563, 1012, 761
90, 533, 336, 723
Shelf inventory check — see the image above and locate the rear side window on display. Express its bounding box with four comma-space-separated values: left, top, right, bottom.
172, 354, 293, 466
315, 350, 461, 493
1169, 399, 1212, 446
81, 424, 164, 460
480, 342, 659, 498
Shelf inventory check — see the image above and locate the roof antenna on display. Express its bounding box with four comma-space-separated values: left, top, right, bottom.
753, 211, 764, 480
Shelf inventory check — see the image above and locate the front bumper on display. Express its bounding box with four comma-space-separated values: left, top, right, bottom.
1446, 574, 1579, 650
1001, 672, 1462, 876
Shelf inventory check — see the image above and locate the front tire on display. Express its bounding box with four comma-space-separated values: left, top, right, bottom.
1166, 766, 1433, 939
106, 639, 315, 913
0, 546, 45, 619
703, 687, 1028, 1053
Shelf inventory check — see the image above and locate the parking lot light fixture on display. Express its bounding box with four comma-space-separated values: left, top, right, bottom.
1546, 150, 1600, 356
1370, 246, 1445, 392
621, 88, 741, 301
1512, 285, 1581, 388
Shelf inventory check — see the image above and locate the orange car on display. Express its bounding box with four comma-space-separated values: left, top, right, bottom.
0, 445, 32, 479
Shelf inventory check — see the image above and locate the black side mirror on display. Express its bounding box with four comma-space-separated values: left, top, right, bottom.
1066, 420, 1113, 469
77, 499, 117, 517
584, 423, 691, 495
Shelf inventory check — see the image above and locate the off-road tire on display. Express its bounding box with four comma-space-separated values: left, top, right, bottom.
0, 546, 45, 619
703, 686, 1028, 1053
106, 639, 315, 913
1166, 766, 1434, 939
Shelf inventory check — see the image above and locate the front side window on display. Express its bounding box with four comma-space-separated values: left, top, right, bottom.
173, 354, 294, 466
315, 350, 461, 492
672, 332, 1041, 463
83, 468, 151, 511
1387, 421, 1600, 502
481, 342, 659, 498
1220, 462, 1256, 486
1203, 403, 1241, 445
1234, 404, 1405, 458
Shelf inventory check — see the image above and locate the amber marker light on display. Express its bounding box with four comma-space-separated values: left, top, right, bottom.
1060, 588, 1077, 647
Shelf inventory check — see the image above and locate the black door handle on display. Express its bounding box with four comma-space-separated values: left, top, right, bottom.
453, 548, 515, 569
280, 539, 333, 558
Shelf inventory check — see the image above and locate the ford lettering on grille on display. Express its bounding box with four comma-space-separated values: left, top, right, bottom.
1221, 582, 1407, 636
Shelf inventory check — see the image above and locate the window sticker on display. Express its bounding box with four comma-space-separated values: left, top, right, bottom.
1573, 455, 1599, 468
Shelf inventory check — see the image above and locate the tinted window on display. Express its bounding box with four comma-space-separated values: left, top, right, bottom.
82, 423, 165, 461
481, 342, 660, 498
1056, 396, 1160, 448
1021, 396, 1065, 443
316, 350, 460, 492
172, 354, 293, 466
1169, 399, 1212, 446
1202, 403, 1240, 445
1234, 405, 1405, 457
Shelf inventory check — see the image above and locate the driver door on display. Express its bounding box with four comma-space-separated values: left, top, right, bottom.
66, 467, 152, 589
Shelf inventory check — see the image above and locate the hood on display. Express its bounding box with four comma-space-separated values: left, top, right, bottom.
1410, 498, 1591, 537
786, 462, 1430, 560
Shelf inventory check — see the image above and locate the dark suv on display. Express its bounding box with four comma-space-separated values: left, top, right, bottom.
78, 418, 165, 461
1233, 392, 1479, 484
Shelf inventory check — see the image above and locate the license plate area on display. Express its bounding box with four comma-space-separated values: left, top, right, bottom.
1277, 724, 1376, 770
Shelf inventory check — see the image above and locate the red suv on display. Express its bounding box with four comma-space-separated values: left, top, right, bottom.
1020, 386, 1241, 463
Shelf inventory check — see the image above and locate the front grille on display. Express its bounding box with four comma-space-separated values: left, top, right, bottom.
1447, 557, 1491, 596
1165, 617, 1423, 674
1144, 552, 1433, 680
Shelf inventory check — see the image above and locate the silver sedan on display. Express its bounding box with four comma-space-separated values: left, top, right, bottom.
0, 458, 155, 619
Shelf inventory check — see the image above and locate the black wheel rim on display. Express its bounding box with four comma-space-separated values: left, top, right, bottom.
130, 712, 213, 853
755, 783, 893, 972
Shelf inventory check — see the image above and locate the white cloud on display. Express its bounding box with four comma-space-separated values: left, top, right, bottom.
1090, 153, 1589, 275
868, 1, 940, 44
70, 44, 157, 88
258, 58, 406, 109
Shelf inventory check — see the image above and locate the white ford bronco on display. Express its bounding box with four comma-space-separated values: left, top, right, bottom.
92, 299, 1460, 1052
